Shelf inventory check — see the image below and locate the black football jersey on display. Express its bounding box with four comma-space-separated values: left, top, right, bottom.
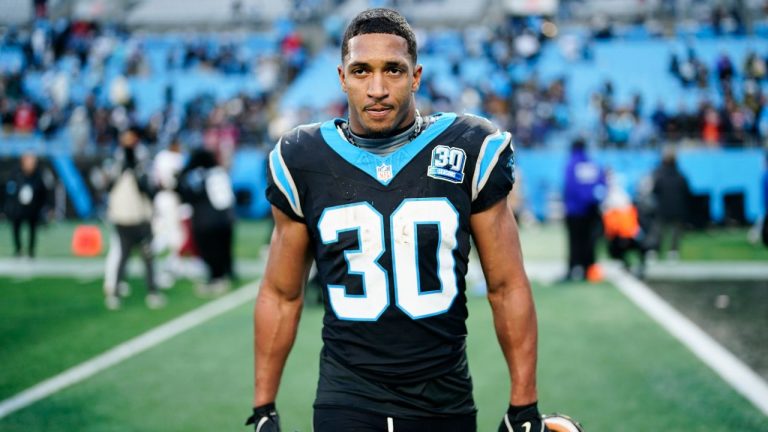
266, 112, 515, 416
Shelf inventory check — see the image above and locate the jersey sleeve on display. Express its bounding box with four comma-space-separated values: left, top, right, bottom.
468, 124, 516, 214
265, 135, 306, 223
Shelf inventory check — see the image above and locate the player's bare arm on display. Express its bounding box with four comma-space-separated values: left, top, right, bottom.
471, 198, 538, 406
253, 205, 313, 407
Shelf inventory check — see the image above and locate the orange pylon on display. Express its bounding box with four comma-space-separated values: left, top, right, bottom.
71, 225, 103, 257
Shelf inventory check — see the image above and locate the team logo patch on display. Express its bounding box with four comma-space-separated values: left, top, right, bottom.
428, 145, 466, 183
376, 163, 393, 182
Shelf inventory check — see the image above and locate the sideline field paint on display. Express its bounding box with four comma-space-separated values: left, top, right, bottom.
607, 266, 768, 416
0, 281, 259, 419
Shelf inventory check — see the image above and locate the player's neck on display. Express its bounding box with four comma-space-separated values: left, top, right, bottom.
345, 111, 425, 156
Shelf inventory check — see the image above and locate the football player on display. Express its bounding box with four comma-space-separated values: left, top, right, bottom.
249, 8, 549, 432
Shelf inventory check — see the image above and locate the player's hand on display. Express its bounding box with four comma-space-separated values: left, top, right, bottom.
245, 403, 280, 431
498, 402, 551, 432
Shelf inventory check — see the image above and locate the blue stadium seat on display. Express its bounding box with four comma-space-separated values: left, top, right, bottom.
755, 20, 768, 37
426, 30, 465, 57
459, 57, 491, 86
129, 76, 168, 122
245, 33, 279, 56
0, 45, 25, 72
280, 49, 343, 111
22, 72, 46, 103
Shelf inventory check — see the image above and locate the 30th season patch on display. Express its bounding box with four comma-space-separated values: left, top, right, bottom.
428, 145, 466, 183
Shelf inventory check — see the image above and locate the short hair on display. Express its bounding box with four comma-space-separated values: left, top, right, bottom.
571, 137, 586, 151
341, 8, 417, 65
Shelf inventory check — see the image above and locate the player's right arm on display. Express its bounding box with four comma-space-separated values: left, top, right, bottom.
253, 205, 313, 407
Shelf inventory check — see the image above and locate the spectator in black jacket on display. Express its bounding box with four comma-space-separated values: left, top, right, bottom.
5, 153, 50, 258
177, 148, 236, 296
648, 148, 692, 260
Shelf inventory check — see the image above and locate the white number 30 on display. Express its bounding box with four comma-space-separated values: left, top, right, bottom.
318, 199, 459, 321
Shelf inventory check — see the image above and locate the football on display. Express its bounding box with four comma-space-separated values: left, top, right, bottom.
543, 414, 584, 432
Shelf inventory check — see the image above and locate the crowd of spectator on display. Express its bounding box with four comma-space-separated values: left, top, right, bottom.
662, 46, 767, 146
0, 16, 303, 157
586, 45, 768, 149
1, 19, 122, 143
1, 9, 767, 155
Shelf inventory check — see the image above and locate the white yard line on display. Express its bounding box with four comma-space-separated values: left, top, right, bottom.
0, 281, 259, 419
606, 266, 768, 416
644, 261, 768, 281
2, 257, 766, 419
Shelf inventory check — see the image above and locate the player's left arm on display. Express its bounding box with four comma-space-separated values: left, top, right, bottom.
471, 198, 538, 406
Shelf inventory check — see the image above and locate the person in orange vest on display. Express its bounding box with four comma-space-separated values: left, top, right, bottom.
602, 170, 647, 278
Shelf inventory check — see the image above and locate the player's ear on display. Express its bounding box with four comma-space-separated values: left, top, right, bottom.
411, 64, 423, 93
337, 65, 347, 93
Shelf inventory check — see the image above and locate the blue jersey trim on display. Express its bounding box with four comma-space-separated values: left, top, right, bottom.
475, 131, 510, 195
269, 147, 301, 216
319, 112, 458, 185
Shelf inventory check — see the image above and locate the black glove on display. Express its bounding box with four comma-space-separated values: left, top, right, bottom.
498, 402, 550, 432
245, 403, 280, 431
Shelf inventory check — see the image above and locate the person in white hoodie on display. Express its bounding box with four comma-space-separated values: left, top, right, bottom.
103, 127, 165, 310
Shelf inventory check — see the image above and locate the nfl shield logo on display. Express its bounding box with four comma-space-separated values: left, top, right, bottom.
376, 163, 393, 182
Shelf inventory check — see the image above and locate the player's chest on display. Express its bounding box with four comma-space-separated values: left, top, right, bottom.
300, 165, 472, 223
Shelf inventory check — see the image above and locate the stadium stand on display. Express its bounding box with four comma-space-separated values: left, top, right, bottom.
1, 0, 766, 222
337, 0, 491, 27
0, 0, 33, 24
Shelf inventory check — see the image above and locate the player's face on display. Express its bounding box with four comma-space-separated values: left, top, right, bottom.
338, 33, 422, 137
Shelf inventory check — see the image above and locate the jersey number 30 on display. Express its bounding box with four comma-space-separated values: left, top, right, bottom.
318, 198, 459, 321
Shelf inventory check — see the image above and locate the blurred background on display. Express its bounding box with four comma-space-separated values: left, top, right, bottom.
0, 0, 767, 430
0, 0, 766, 223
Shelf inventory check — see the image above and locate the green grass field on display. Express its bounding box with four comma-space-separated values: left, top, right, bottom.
1, 219, 766, 430
0, 276, 766, 431
0, 277, 219, 399
0, 219, 274, 259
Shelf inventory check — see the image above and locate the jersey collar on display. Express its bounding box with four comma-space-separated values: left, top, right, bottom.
320, 112, 457, 186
